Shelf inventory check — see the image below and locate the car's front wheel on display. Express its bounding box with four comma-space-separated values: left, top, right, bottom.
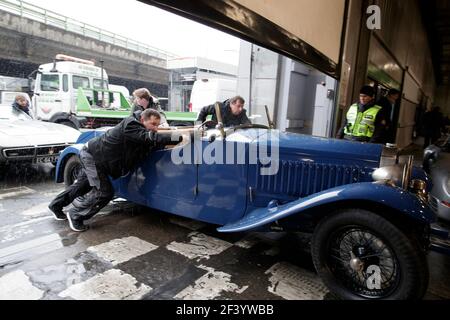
311, 209, 429, 300
63, 155, 82, 188
63, 155, 90, 206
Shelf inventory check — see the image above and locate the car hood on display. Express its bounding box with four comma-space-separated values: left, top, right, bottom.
0, 120, 81, 147
241, 129, 383, 165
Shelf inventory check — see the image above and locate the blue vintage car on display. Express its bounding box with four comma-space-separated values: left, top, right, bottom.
55, 122, 450, 300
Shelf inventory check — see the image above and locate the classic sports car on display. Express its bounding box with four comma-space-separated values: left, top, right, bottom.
0, 103, 81, 166
55, 117, 450, 300
423, 134, 450, 222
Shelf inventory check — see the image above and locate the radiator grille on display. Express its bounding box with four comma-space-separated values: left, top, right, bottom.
255, 160, 373, 197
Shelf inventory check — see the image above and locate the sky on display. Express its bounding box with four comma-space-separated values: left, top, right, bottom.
23, 0, 241, 65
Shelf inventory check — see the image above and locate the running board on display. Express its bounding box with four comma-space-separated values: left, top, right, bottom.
430, 223, 450, 256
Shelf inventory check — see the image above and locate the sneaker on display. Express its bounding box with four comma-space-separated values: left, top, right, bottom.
48, 203, 67, 221
66, 211, 89, 232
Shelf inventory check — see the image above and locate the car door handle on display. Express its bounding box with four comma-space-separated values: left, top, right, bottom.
55, 99, 62, 102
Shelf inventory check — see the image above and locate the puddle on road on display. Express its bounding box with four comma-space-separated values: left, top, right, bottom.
58, 230, 79, 247
27, 251, 113, 299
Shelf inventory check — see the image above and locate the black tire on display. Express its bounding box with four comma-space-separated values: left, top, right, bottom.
63, 155, 82, 188
311, 209, 429, 300
59, 120, 78, 130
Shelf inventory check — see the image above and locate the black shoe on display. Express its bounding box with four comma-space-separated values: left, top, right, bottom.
67, 211, 89, 232
48, 203, 67, 221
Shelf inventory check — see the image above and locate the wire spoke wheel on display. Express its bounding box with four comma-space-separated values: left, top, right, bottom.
327, 227, 399, 298
311, 209, 429, 300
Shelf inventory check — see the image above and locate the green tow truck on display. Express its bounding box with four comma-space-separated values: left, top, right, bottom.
74, 87, 197, 128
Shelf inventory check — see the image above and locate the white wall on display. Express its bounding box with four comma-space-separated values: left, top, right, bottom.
238, 40, 337, 135
234, 0, 346, 63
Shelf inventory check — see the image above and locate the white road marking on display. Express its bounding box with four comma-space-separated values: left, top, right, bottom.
0, 216, 54, 244
0, 233, 62, 261
58, 269, 152, 300
174, 265, 248, 300
265, 262, 329, 300
1, 226, 35, 244
0, 216, 52, 233
87, 236, 158, 266
166, 232, 233, 261
0, 187, 35, 200
39, 190, 62, 197
21, 202, 51, 217
0, 270, 44, 300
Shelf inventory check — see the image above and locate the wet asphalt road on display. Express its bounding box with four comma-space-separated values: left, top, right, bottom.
0, 163, 449, 300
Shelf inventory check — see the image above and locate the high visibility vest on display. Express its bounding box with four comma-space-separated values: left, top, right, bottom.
344, 104, 382, 138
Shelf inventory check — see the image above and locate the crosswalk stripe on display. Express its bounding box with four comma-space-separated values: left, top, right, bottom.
166, 232, 233, 261
265, 262, 328, 300
0, 270, 44, 300
174, 265, 248, 300
87, 236, 158, 266
58, 269, 152, 300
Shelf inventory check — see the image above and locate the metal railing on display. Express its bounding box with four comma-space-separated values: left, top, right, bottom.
0, 0, 178, 61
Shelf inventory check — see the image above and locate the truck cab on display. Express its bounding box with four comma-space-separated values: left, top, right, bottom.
32, 54, 108, 128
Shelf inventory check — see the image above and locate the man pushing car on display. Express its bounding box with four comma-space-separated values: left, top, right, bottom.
48, 109, 176, 232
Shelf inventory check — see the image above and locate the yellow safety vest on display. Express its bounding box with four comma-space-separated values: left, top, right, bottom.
344, 104, 382, 138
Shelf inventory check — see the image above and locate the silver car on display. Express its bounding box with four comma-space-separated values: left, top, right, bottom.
423, 134, 450, 221
0, 103, 81, 166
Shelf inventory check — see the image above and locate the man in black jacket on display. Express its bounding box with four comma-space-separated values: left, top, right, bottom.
422, 106, 445, 148
48, 109, 174, 232
196, 96, 251, 128
376, 88, 400, 143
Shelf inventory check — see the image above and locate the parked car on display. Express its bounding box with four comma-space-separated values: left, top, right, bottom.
0, 103, 81, 166
55, 116, 449, 300
423, 134, 450, 222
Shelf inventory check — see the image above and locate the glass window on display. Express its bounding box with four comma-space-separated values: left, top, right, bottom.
40, 74, 60, 91
72, 76, 90, 89
63, 74, 69, 92
93, 79, 108, 90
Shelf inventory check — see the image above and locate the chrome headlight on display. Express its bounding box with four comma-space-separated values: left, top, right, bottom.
373, 155, 414, 189
372, 165, 404, 187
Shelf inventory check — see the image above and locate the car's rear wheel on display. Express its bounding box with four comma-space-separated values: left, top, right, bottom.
311, 209, 429, 300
